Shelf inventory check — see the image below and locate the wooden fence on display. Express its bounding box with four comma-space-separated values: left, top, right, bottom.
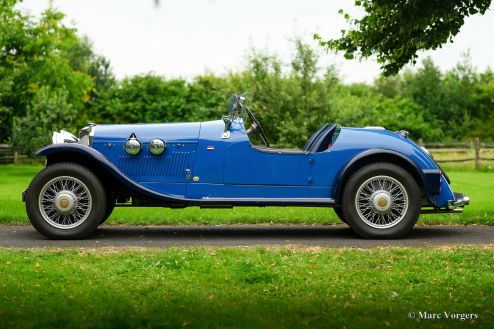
0, 144, 21, 164
421, 137, 494, 169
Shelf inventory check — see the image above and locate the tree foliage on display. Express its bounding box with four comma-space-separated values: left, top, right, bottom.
13, 87, 74, 154
0, 0, 94, 152
315, 0, 492, 76
1, 2, 494, 154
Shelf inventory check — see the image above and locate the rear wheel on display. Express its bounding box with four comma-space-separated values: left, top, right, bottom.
25, 162, 106, 239
342, 162, 420, 239
333, 207, 347, 224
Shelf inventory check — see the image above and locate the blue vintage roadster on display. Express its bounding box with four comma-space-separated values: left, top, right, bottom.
24, 94, 469, 239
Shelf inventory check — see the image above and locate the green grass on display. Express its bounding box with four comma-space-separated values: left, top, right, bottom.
0, 246, 492, 329
1, 164, 493, 225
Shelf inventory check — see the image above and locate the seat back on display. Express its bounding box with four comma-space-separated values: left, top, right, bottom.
303, 123, 329, 152
310, 123, 337, 153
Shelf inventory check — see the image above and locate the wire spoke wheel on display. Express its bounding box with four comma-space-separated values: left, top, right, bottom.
38, 176, 93, 230
355, 175, 409, 229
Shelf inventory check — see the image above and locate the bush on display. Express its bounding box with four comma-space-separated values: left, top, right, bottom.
12, 87, 75, 154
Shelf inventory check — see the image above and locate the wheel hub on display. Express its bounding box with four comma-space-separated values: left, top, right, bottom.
54, 191, 77, 213
355, 175, 409, 230
371, 191, 392, 213
38, 175, 93, 230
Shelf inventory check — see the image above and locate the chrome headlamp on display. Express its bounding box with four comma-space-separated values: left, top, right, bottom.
52, 130, 78, 144
79, 124, 96, 146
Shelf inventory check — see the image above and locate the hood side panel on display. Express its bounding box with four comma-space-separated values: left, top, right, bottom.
93, 122, 200, 142
91, 122, 201, 196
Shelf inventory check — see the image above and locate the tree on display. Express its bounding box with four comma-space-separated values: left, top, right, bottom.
12, 87, 75, 155
471, 70, 494, 139
116, 75, 189, 123
84, 54, 119, 125
0, 0, 94, 152
401, 58, 445, 121
315, 0, 492, 76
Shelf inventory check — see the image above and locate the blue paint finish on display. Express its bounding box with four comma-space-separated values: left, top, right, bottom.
222, 119, 311, 186
91, 122, 200, 196
94, 122, 200, 142
34, 116, 461, 209
191, 120, 228, 185
33, 143, 187, 201
139, 182, 190, 197
224, 144, 311, 186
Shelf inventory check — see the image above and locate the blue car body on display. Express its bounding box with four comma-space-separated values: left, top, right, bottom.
34, 116, 459, 211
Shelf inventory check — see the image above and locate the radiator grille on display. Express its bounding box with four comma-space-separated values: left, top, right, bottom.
118, 151, 190, 177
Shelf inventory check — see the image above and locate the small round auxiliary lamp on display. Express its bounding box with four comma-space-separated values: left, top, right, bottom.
148, 138, 166, 155
124, 134, 142, 155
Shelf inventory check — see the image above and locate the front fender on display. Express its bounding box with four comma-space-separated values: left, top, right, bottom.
33, 143, 187, 202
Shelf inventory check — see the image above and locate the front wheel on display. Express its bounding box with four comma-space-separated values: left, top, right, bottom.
341, 162, 420, 239
25, 162, 106, 239
100, 192, 115, 225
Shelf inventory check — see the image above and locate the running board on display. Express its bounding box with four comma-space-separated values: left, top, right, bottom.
200, 197, 335, 207
420, 208, 464, 214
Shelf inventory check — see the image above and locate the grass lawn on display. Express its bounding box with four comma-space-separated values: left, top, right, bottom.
0, 164, 493, 225
0, 246, 492, 329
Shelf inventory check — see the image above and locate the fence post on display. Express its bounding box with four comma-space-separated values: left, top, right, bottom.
474, 137, 481, 170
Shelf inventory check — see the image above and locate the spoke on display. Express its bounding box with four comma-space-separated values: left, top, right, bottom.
356, 175, 409, 229
39, 176, 92, 229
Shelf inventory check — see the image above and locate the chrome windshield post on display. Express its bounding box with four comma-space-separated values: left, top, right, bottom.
79, 123, 96, 146
222, 115, 231, 139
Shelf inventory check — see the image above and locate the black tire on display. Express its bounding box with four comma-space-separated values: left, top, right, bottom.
25, 162, 106, 239
333, 207, 348, 224
100, 193, 115, 225
341, 162, 420, 239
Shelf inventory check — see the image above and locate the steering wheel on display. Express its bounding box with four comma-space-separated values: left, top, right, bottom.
245, 106, 270, 147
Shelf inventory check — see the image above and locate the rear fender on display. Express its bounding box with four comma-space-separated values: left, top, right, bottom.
334, 149, 443, 207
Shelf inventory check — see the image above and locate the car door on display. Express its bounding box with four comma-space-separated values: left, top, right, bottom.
223, 142, 312, 186
185, 120, 313, 199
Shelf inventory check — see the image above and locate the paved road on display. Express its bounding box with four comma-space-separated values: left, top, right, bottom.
0, 225, 492, 248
